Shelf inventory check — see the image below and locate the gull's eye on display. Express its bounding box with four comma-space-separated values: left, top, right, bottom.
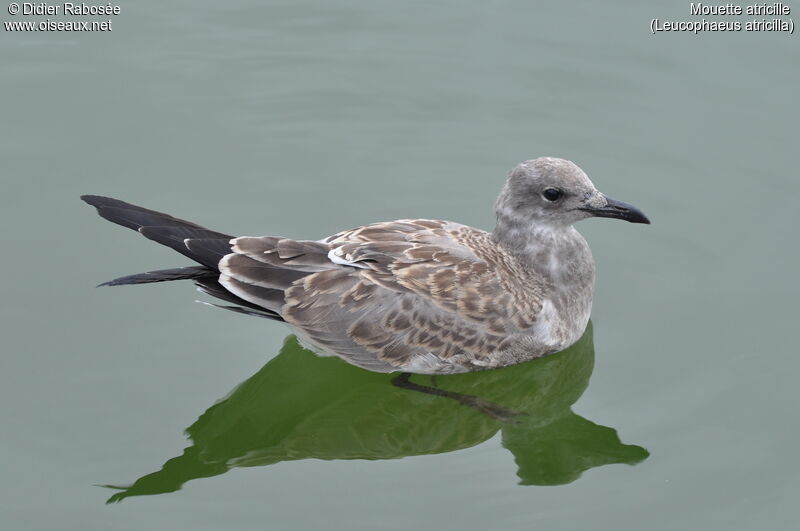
542, 188, 562, 202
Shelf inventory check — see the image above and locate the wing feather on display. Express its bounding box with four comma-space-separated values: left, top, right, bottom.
276, 220, 547, 373
207, 219, 545, 373
232, 236, 332, 271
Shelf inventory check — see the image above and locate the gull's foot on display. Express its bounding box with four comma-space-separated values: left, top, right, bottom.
456, 395, 528, 424
391, 372, 527, 424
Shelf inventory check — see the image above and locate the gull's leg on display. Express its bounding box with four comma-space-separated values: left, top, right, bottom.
391, 373, 527, 424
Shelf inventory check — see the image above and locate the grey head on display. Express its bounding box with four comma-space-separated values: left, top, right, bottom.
494, 157, 650, 233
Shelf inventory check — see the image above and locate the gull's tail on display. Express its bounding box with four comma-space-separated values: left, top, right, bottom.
81, 195, 283, 321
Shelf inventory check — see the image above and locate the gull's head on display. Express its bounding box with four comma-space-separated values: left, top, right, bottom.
495, 157, 650, 229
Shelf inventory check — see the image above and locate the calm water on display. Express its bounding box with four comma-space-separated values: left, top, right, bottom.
2, 1, 798, 529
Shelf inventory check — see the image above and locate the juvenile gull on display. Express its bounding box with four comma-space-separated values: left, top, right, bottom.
82, 157, 649, 375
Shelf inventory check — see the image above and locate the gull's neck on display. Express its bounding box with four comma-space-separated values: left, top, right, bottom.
491, 214, 594, 286
492, 216, 577, 258
492, 213, 596, 348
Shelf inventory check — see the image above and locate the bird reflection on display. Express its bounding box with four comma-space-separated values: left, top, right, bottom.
104, 323, 648, 502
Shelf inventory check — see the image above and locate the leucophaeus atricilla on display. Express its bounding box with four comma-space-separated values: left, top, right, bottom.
82, 157, 649, 374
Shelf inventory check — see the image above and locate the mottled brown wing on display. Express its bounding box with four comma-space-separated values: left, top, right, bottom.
325, 220, 545, 330
271, 220, 546, 372
285, 271, 516, 373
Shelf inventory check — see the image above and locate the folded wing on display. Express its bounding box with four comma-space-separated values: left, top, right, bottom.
222, 220, 546, 373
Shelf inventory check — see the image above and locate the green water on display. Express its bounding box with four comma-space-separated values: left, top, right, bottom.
1, 1, 797, 529
103, 327, 647, 503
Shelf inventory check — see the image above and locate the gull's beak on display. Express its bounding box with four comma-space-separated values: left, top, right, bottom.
581, 196, 650, 224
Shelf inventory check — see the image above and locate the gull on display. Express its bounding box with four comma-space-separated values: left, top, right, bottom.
82, 157, 649, 375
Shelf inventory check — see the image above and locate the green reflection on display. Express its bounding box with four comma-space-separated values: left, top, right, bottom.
105, 323, 648, 502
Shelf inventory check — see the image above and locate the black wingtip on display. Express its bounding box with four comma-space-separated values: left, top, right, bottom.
81, 194, 116, 207
81, 194, 229, 238
81, 195, 153, 214
95, 266, 214, 287
96, 278, 128, 287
